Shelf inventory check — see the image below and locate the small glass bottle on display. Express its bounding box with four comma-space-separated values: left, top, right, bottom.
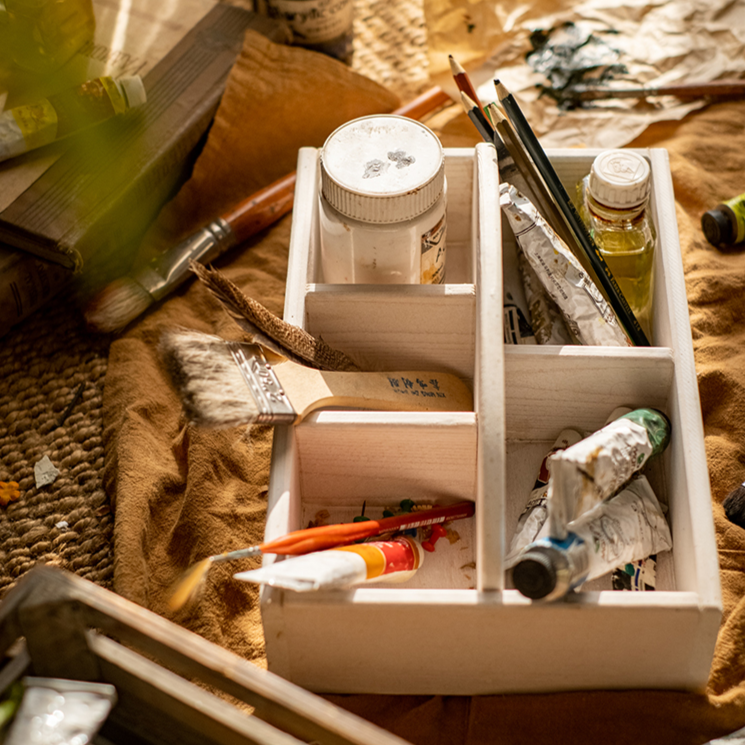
579, 150, 656, 341
0, 0, 96, 81
319, 114, 447, 284
257, 0, 354, 64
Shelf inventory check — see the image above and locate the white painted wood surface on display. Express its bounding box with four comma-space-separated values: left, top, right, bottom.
262, 145, 722, 695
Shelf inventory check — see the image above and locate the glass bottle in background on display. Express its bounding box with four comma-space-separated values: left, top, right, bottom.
578, 150, 656, 342
0, 0, 96, 85
256, 0, 354, 64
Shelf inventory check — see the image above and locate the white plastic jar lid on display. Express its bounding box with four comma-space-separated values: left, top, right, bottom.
320, 114, 445, 224
588, 150, 651, 209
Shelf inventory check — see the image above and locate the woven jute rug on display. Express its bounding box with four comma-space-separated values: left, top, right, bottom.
0, 0, 429, 597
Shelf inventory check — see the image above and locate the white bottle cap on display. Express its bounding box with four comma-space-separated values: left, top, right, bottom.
118, 76, 147, 109
320, 115, 445, 224
588, 150, 651, 209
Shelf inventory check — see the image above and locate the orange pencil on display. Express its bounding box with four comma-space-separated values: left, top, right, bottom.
449, 54, 492, 128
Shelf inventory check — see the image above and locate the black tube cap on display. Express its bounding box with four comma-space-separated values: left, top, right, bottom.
702, 209, 733, 247
513, 548, 558, 600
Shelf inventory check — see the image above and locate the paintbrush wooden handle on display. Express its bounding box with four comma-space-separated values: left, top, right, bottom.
264, 500, 475, 554
222, 172, 297, 243
273, 361, 473, 421
573, 79, 745, 101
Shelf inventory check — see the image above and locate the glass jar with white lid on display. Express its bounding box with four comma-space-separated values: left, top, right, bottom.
318, 114, 447, 284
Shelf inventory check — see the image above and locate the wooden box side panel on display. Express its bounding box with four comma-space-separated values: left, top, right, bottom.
265, 590, 718, 696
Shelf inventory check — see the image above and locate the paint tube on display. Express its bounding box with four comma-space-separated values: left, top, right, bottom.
234, 535, 423, 592
611, 555, 658, 591
506, 407, 633, 568
547, 407, 670, 538
512, 475, 672, 601
0, 75, 146, 163
499, 182, 631, 347
506, 428, 583, 567
504, 302, 537, 345
517, 247, 574, 345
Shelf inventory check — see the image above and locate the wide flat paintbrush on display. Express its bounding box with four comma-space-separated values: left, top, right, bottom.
160, 329, 473, 428
84, 86, 452, 333
168, 500, 475, 610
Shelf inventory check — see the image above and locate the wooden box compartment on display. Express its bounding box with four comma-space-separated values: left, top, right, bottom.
261, 144, 722, 696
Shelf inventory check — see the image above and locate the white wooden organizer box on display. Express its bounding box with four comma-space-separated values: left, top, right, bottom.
261, 143, 722, 696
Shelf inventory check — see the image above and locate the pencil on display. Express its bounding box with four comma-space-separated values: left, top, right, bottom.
494, 80, 650, 347
449, 55, 492, 128
485, 101, 577, 251
459, 91, 494, 144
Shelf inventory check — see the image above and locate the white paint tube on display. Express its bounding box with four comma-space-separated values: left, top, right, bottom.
547, 407, 671, 538
506, 407, 633, 568
505, 428, 583, 568
499, 182, 631, 347
517, 248, 574, 345
512, 475, 672, 601
234, 536, 423, 592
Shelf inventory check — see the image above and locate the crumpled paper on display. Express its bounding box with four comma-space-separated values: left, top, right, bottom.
425, 0, 745, 148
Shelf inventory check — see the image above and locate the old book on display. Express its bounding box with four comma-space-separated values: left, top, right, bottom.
0, 3, 286, 337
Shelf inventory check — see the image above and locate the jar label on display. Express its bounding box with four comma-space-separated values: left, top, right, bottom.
421, 215, 446, 284
265, 0, 354, 44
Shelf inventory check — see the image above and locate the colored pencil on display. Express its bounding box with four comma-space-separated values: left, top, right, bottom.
485, 101, 578, 251
449, 55, 492, 127
495, 80, 650, 346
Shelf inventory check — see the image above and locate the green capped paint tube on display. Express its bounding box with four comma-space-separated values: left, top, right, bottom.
702, 192, 745, 249
546, 407, 671, 538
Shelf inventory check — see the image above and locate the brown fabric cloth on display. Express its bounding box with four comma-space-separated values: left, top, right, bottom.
102, 31, 399, 658
102, 27, 745, 745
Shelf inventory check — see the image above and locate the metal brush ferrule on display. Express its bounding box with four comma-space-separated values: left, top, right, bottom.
226, 342, 296, 425
133, 218, 236, 300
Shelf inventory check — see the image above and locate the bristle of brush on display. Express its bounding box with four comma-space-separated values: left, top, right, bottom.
159, 329, 260, 428
84, 276, 154, 333
168, 557, 213, 611
723, 482, 745, 528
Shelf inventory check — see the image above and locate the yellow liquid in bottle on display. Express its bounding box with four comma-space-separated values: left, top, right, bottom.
579, 178, 656, 341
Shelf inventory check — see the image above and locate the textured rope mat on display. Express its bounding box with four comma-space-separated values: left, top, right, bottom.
0, 296, 114, 594
0, 0, 429, 597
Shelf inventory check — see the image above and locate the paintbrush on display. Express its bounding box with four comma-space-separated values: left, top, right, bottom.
160, 329, 473, 428
168, 500, 475, 610
723, 481, 745, 528
559, 78, 745, 103
83, 86, 453, 334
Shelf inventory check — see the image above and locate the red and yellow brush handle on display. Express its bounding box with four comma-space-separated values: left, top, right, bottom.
214, 500, 475, 562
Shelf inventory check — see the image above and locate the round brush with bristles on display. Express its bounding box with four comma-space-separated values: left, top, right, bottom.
168, 500, 475, 611
84, 86, 452, 334
84, 172, 296, 333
